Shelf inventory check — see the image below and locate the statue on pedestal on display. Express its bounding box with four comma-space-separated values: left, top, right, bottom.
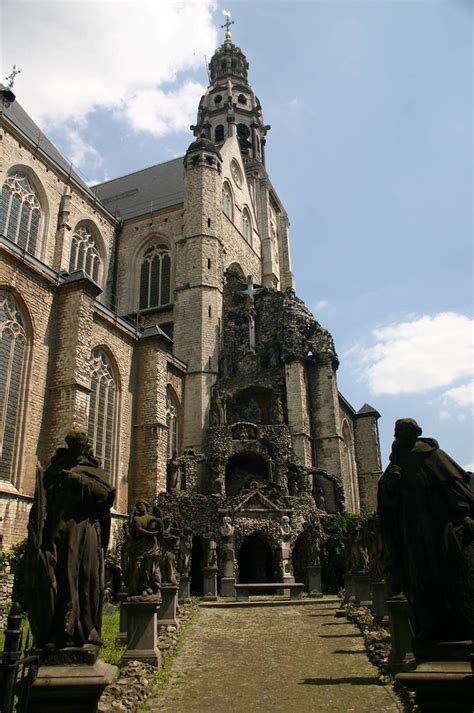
24, 431, 115, 651
123, 501, 162, 598
166, 450, 182, 493
178, 527, 193, 576
203, 526, 217, 568
378, 418, 474, 642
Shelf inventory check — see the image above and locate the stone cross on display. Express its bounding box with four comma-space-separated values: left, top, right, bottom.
5, 65, 21, 89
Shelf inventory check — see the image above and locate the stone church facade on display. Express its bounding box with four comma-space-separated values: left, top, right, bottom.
0, 32, 382, 585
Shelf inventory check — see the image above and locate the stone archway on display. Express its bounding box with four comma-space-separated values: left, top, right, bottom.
225, 452, 269, 496
238, 531, 276, 585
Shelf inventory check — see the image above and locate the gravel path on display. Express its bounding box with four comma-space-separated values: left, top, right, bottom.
144, 602, 402, 713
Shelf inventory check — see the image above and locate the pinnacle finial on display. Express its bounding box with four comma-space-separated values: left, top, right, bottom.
5, 65, 21, 89
221, 10, 234, 41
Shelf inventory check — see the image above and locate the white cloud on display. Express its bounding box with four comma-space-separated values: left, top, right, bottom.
2, 0, 217, 134
443, 380, 474, 408
439, 410, 451, 420
289, 98, 298, 108
62, 129, 103, 169
463, 462, 474, 473
349, 312, 474, 396
313, 299, 329, 311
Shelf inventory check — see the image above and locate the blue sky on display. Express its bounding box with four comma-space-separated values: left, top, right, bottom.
1, 0, 472, 469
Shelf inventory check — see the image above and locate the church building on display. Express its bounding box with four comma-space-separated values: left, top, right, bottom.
0, 29, 382, 587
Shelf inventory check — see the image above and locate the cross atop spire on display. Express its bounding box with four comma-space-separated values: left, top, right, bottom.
5, 65, 21, 89
221, 10, 235, 40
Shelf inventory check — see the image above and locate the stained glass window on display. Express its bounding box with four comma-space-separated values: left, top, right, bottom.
87, 348, 117, 482
0, 174, 41, 255
0, 291, 27, 482
139, 245, 171, 310
69, 225, 101, 283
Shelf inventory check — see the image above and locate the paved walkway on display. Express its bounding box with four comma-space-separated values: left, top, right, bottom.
145, 602, 402, 713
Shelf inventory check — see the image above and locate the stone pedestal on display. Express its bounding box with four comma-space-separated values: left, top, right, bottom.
158, 584, 179, 629
202, 566, 218, 601
371, 580, 389, 626
220, 576, 236, 597
353, 573, 372, 607
344, 573, 355, 603
116, 593, 128, 646
122, 600, 161, 667
178, 574, 191, 603
27, 659, 117, 713
396, 641, 474, 712
386, 596, 415, 672
307, 565, 323, 598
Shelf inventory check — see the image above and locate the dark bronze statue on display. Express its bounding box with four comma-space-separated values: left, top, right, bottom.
378, 418, 474, 642
24, 431, 115, 650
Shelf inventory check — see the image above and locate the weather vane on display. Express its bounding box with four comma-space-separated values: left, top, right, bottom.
5, 65, 21, 89
221, 10, 235, 35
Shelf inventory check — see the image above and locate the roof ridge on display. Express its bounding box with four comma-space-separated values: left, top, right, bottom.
92, 155, 185, 188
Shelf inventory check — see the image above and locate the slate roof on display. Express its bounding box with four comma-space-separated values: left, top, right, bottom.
91, 157, 185, 222
0, 86, 97, 200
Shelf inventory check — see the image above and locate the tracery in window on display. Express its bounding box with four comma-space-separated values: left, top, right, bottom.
69, 225, 101, 283
139, 244, 171, 310
87, 348, 117, 483
242, 208, 251, 242
0, 291, 28, 482
0, 173, 41, 255
222, 182, 233, 220
166, 388, 179, 458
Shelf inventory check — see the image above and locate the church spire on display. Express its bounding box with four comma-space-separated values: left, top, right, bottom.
191, 19, 270, 164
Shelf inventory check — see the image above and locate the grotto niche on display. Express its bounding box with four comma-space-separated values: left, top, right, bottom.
225, 451, 270, 496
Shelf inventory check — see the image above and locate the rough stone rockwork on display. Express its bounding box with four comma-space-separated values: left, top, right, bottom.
0, 29, 381, 597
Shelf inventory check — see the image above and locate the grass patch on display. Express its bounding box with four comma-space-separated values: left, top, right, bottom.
101, 605, 125, 665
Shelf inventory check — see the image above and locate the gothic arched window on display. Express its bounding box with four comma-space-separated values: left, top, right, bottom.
69, 225, 101, 283
139, 244, 171, 310
0, 291, 28, 482
242, 208, 251, 242
87, 348, 118, 483
166, 388, 179, 458
222, 182, 233, 220
215, 124, 225, 143
0, 173, 41, 255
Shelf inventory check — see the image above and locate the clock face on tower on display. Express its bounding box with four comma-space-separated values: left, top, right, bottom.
230, 159, 243, 188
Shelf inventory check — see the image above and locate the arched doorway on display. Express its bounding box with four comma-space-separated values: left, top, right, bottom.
190, 536, 204, 596
238, 532, 276, 585
225, 452, 269, 496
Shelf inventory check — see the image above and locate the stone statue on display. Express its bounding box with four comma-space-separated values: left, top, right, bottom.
219, 515, 234, 543
178, 527, 193, 576
123, 501, 162, 597
166, 450, 181, 493
378, 418, 474, 642
280, 515, 291, 541
366, 513, 389, 583
24, 431, 115, 650
159, 514, 180, 585
203, 526, 217, 568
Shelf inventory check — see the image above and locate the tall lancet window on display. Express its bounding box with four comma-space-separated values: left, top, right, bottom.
87, 348, 117, 482
242, 208, 251, 242
0, 291, 28, 483
139, 244, 171, 310
222, 182, 233, 220
166, 388, 179, 458
0, 173, 41, 255
69, 225, 101, 283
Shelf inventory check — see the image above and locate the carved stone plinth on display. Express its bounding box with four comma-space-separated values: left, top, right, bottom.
27, 659, 117, 712
307, 565, 323, 598
121, 600, 161, 668
371, 580, 389, 625
353, 573, 372, 607
386, 596, 415, 673
158, 584, 179, 629
178, 574, 191, 603
220, 576, 236, 597
396, 641, 474, 712
343, 573, 355, 603
221, 551, 235, 579
202, 566, 218, 601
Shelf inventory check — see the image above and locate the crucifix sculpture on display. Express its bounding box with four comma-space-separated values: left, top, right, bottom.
240, 275, 263, 352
